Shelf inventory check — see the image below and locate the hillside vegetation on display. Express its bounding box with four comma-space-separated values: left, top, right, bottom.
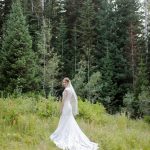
0, 95, 150, 150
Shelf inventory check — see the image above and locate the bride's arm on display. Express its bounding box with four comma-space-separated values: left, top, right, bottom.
60, 89, 68, 114
60, 98, 64, 114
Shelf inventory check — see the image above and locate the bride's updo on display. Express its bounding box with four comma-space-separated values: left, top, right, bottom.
63, 77, 70, 83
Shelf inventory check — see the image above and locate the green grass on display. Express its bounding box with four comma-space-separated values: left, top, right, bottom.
0, 95, 149, 150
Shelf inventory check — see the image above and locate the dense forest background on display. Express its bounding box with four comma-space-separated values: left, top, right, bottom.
0, 0, 150, 119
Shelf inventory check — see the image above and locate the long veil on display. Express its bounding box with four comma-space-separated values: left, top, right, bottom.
67, 80, 79, 116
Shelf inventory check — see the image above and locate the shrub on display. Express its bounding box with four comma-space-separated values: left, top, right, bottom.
144, 115, 150, 124
35, 98, 59, 118
78, 97, 106, 123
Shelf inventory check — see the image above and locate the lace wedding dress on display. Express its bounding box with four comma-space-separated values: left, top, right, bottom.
50, 86, 99, 150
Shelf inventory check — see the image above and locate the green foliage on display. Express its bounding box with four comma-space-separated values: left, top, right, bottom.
56, 17, 68, 57
123, 92, 135, 116
73, 62, 102, 102
135, 57, 149, 98
54, 16, 71, 77
78, 97, 106, 123
0, 95, 59, 126
100, 48, 117, 110
85, 71, 102, 103
77, 0, 96, 83
35, 99, 59, 118
37, 20, 60, 97
123, 88, 150, 120
0, 0, 38, 93
72, 60, 87, 97
94, 0, 143, 113
144, 115, 150, 124
0, 0, 150, 120
138, 89, 150, 118
0, 95, 150, 150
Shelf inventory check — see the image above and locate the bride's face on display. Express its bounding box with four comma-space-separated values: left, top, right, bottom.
62, 79, 68, 88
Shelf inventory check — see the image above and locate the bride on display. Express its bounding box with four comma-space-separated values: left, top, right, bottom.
50, 77, 99, 150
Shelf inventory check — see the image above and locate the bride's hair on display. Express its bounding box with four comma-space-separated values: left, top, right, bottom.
63, 77, 70, 83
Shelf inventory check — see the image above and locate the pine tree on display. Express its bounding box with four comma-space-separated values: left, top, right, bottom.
55, 17, 70, 77
115, 0, 142, 89
78, 0, 96, 97
100, 47, 118, 112
133, 56, 149, 118
147, 2, 150, 80
95, 0, 143, 112
22, 0, 44, 53
0, 0, 12, 47
0, 0, 38, 92
114, 0, 143, 113
95, 0, 120, 112
72, 24, 78, 75
65, 0, 82, 77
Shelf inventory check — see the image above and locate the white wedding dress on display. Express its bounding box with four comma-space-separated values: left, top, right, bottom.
50, 87, 99, 150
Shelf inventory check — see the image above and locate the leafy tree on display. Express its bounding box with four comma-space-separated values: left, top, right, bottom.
85, 71, 102, 103
138, 89, 150, 118
135, 57, 149, 97
72, 60, 87, 98
123, 92, 135, 117
37, 19, 60, 98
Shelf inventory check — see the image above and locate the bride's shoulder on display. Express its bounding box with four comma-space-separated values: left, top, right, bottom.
63, 88, 70, 96
64, 87, 70, 91
63, 87, 70, 93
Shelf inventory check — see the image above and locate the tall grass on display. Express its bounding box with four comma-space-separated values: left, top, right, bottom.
0, 95, 149, 150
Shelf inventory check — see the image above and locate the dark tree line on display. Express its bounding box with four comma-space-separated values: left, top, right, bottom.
0, 0, 150, 118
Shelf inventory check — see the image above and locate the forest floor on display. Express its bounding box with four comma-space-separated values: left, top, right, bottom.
0, 95, 149, 150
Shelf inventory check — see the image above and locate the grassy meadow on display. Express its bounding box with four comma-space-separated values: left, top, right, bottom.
0, 95, 149, 150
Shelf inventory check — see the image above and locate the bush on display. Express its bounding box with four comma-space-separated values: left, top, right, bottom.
144, 115, 150, 124
78, 97, 106, 123
35, 99, 59, 118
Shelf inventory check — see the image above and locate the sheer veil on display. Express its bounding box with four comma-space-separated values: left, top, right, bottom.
67, 80, 79, 116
